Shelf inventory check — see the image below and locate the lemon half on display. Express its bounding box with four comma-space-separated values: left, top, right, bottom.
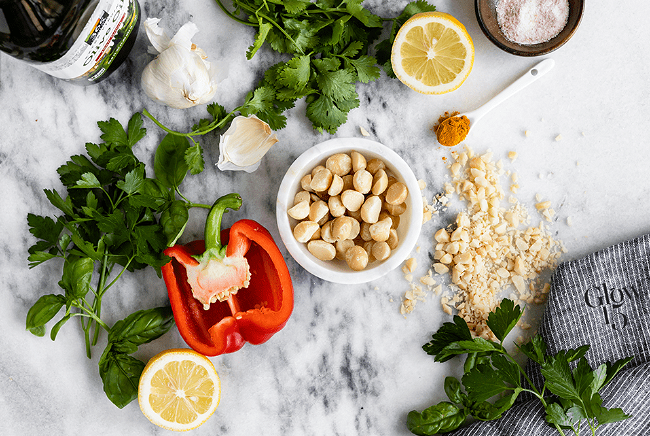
391, 12, 474, 95
138, 349, 221, 432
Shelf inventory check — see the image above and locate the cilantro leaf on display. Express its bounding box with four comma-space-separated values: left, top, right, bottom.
486, 298, 522, 342
283, 17, 319, 53
247, 21, 272, 60
185, 144, 205, 175
277, 55, 312, 90
347, 55, 381, 83
280, 0, 311, 14
345, 0, 383, 28
316, 68, 357, 101
340, 40, 364, 57
306, 94, 349, 134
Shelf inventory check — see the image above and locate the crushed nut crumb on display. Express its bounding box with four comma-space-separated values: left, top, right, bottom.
424, 145, 564, 339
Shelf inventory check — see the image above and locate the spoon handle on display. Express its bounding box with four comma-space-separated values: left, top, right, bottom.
471, 58, 555, 123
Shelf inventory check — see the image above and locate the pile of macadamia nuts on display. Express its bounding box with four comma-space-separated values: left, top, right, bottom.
288, 151, 409, 271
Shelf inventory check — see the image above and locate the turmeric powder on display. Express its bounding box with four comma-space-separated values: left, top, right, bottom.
434, 112, 470, 147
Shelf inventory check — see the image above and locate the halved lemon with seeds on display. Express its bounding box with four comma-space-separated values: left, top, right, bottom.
391, 12, 474, 94
138, 349, 221, 431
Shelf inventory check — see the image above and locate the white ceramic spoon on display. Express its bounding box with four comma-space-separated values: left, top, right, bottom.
459, 58, 555, 139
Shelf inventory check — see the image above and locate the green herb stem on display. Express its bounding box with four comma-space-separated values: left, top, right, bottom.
90, 254, 111, 347
142, 107, 238, 142
74, 301, 110, 332
214, 0, 257, 26
227, 1, 304, 55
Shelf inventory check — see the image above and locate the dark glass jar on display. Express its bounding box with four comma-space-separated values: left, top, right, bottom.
0, 0, 140, 84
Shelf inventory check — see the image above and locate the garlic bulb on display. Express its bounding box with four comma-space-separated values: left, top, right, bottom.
141, 18, 217, 109
217, 115, 279, 173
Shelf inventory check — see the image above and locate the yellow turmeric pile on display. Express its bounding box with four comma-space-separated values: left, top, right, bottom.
434, 112, 470, 147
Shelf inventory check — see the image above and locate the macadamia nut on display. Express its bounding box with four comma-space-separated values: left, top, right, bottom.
288, 150, 410, 271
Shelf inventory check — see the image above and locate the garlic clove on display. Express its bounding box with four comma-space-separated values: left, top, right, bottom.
217, 115, 279, 173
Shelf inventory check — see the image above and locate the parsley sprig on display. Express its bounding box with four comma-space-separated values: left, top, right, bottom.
25, 114, 213, 408
407, 299, 633, 436
142, 1, 437, 142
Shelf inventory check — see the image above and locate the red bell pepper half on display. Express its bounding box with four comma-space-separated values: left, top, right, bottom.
161, 193, 293, 356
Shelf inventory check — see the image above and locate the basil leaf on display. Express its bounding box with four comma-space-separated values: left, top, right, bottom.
142, 178, 173, 204
108, 306, 175, 348
50, 313, 72, 341
98, 346, 145, 409
25, 294, 66, 335
161, 200, 189, 246
407, 402, 467, 435
58, 257, 93, 299
154, 134, 190, 189
443, 376, 464, 404
469, 400, 504, 421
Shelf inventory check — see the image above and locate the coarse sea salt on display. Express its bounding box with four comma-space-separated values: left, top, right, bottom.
496, 0, 570, 45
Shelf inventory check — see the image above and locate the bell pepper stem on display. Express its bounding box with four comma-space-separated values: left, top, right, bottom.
204, 193, 243, 257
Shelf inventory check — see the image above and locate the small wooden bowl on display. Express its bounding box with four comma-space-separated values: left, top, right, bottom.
475, 0, 584, 56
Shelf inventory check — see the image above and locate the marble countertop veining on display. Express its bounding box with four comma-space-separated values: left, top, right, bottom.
2, 0, 650, 435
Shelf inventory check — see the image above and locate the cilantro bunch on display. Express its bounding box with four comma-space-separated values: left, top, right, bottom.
25, 114, 212, 408
407, 299, 633, 436
142, 1, 437, 142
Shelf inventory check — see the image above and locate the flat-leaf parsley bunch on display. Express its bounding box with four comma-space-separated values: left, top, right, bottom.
26, 114, 215, 408
407, 299, 632, 436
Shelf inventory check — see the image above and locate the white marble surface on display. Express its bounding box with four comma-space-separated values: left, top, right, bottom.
1, 0, 650, 435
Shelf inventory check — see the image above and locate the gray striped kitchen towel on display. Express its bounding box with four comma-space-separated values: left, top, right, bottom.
452, 233, 650, 436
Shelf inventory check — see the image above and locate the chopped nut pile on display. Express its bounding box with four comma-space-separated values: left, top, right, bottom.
407, 146, 565, 339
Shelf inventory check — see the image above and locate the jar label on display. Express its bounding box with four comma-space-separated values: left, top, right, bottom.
34, 0, 138, 81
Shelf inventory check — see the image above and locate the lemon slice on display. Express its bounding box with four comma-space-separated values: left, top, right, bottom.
138, 349, 221, 431
391, 12, 474, 94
